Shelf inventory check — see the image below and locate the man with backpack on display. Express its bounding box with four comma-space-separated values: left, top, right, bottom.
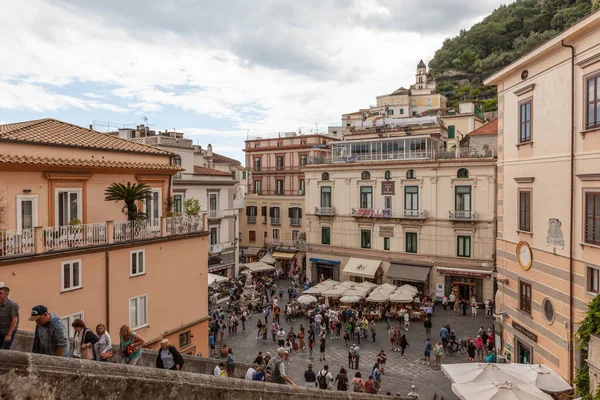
317, 364, 333, 390
265, 347, 298, 390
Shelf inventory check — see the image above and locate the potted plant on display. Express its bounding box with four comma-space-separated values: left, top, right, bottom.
220, 343, 229, 357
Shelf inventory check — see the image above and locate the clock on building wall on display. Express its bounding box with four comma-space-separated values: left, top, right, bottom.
516, 241, 533, 270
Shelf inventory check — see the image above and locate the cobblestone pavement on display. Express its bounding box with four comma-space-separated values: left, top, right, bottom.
211, 280, 494, 399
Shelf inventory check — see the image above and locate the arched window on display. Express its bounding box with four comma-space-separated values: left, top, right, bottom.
384, 170, 392, 180
361, 171, 371, 180
406, 169, 416, 179
173, 155, 182, 166
321, 172, 330, 181
457, 168, 469, 178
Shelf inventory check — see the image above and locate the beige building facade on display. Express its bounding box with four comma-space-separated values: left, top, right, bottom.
303, 120, 497, 301
485, 11, 600, 382
0, 119, 210, 356
240, 133, 339, 277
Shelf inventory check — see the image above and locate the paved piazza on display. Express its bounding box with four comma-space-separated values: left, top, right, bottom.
210, 280, 493, 399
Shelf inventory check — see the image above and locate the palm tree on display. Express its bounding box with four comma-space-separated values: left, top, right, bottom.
104, 182, 152, 221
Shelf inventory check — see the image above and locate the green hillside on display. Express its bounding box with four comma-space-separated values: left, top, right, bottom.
429, 0, 599, 110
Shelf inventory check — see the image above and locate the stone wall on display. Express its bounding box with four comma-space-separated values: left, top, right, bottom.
0, 351, 401, 400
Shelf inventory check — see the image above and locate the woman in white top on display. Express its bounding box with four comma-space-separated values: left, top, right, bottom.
95, 323, 112, 362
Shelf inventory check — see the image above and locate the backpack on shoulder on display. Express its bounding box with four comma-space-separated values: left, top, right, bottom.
317, 371, 328, 389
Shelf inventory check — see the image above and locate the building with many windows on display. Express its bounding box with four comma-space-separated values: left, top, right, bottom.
303, 116, 497, 302
0, 118, 210, 356
240, 133, 339, 278
484, 10, 600, 382
114, 126, 242, 278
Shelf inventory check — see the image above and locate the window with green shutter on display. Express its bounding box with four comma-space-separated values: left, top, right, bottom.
321, 227, 330, 245
361, 230, 371, 249
457, 236, 471, 257
448, 125, 455, 139
384, 237, 390, 251
406, 232, 417, 253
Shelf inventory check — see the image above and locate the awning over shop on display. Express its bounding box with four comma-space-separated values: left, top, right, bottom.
240, 261, 274, 273
309, 258, 341, 266
245, 247, 263, 257
208, 273, 229, 285
342, 258, 381, 279
260, 252, 276, 265
437, 267, 492, 277
387, 264, 431, 282
272, 251, 296, 259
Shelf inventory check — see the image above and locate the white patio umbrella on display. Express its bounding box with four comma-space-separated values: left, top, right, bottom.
360, 281, 378, 290
367, 292, 390, 303
338, 281, 358, 288
398, 284, 418, 295
452, 382, 553, 400
322, 285, 348, 298
343, 286, 371, 298
319, 279, 339, 288
296, 294, 318, 305
497, 364, 572, 394
302, 286, 322, 295
340, 295, 362, 304
442, 364, 527, 385
373, 283, 397, 295
389, 288, 414, 303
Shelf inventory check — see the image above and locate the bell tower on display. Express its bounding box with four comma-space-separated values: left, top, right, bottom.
416, 59, 427, 89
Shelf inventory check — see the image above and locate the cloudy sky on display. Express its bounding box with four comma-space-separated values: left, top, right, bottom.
0, 0, 511, 162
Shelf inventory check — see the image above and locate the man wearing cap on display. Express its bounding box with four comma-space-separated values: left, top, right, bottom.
266, 347, 298, 390
30, 305, 69, 357
0, 287, 19, 350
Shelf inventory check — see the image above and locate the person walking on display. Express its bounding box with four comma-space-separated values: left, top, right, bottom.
399, 333, 409, 357
30, 305, 69, 357
424, 317, 432, 340
209, 331, 216, 357
120, 325, 145, 365
156, 339, 184, 370
462, 300, 468, 316
256, 318, 263, 340
95, 323, 112, 362
439, 325, 449, 348
304, 363, 317, 387
334, 366, 348, 391
71, 319, 98, 360
267, 347, 299, 389
263, 308, 270, 325
308, 338, 314, 360
372, 363, 383, 393
241, 311, 247, 332
433, 341, 443, 366
422, 338, 432, 365
299, 324, 306, 349
475, 335, 484, 362
226, 348, 236, 377
467, 339, 476, 362
442, 296, 448, 311
370, 320, 377, 342
0, 287, 19, 350
471, 300, 478, 318
348, 345, 355, 369
449, 292, 456, 312
276, 327, 286, 347
453, 299, 460, 316
352, 371, 365, 393
319, 336, 326, 361
317, 364, 333, 390
353, 344, 360, 369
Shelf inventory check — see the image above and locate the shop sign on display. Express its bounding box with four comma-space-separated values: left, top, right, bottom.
512, 321, 537, 342
379, 226, 394, 236
381, 181, 395, 195
435, 283, 444, 299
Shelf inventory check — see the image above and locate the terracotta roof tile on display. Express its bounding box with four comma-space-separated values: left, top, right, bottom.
0, 118, 172, 155
0, 153, 183, 172
212, 152, 241, 165
469, 119, 498, 136
193, 165, 233, 177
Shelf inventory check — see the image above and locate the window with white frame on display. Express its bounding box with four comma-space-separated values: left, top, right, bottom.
60, 312, 84, 337
173, 194, 183, 215
587, 266, 600, 294
130, 250, 145, 277
144, 188, 162, 227
129, 294, 148, 329
208, 193, 218, 217
384, 196, 392, 210
273, 229, 280, 240
55, 189, 82, 226
292, 230, 300, 240
61, 259, 82, 291
16, 195, 38, 231
209, 227, 218, 245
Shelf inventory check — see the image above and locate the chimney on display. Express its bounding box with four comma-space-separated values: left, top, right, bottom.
207, 144, 213, 157
89, 124, 93, 130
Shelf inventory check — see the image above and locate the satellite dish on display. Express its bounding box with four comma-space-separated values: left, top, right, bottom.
212, 243, 224, 254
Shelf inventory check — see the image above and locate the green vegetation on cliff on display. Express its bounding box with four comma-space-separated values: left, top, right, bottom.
429, 0, 599, 110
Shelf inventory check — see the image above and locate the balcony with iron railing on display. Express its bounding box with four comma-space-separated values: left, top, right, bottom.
0, 216, 205, 259
290, 218, 301, 226
247, 165, 302, 173
264, 237, 307, 251
247, 189, 305, 196
314, 207, 335, 216
449, 210, 477, 221
350, 208, 427, 220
